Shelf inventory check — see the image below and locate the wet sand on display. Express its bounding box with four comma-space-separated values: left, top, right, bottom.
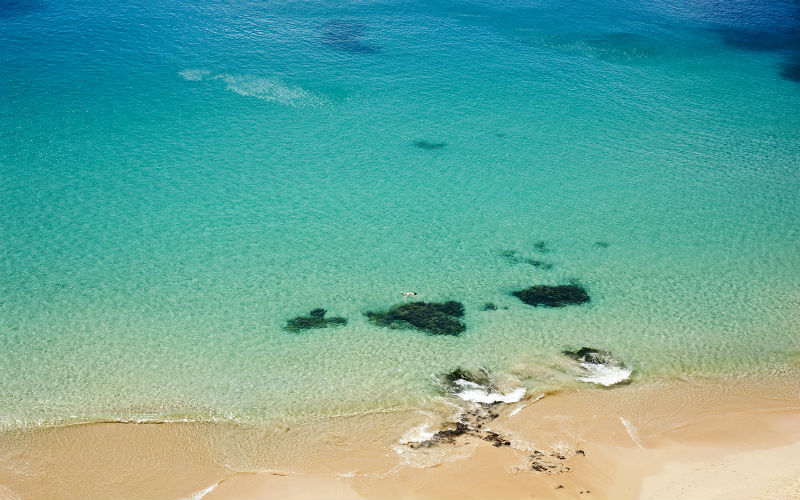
0, 377, 798, 499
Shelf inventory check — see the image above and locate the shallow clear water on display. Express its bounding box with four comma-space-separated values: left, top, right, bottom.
1, 0, 799, 427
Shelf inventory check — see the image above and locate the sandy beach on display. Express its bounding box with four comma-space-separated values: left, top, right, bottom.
1, 376, 798, 500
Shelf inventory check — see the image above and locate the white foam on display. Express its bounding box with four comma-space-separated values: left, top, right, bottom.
576, 362, 631, 386
178, 69, 211, 81
181, 480, 221, 500
509, 392, 544, 417
399, 424, 436, 445
619, 417, 644, 448
453, 379, 526, 404
213, 74, 323, 107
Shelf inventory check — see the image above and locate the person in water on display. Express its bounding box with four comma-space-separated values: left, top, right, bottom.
402, 292, 417, 298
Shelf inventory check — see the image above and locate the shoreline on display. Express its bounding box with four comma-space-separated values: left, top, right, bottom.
1, 375, 799, 499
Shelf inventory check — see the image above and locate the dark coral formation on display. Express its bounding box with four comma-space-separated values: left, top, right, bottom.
483, 302, 498, 311
512, 284, 590, 307
320, 20, 379, 53
365, 301, 466, 336
594, 240, 609, 249
285, 308, 347, 332
412, 140, 446, 150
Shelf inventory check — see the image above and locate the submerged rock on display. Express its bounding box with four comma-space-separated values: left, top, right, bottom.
523, 258, 554, 270
781, 60, 800, 82
364, 301, 466, 336
483, 302, 498, 311
512, 284, 590, 307
285, 308, 347, 332
594, 240, 610, 249
321, 20, 379, 54
412, 140, 446, 150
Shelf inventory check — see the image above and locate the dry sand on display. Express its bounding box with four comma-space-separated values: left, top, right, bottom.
1, 377, 798, 499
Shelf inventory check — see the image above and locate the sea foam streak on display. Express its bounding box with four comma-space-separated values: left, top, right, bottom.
453, 379, 526, 404
179, 69, 324, 107
577, 362, 632, 386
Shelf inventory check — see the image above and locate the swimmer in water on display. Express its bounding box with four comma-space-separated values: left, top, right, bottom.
402, 292, 418, 298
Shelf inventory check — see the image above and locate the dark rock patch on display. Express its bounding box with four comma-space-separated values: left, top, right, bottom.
562, 347, 614, 365
594, 240, 609, 249
285, 308, 347, 332
512, 284, 590, 307
780, 60, 800, 82
321, 20, 379, 54
523, 258, 554, 270
524, 450, 582, 474
483, 302, 497, 311
365, 301, 466, 336
483, 431, 511, 447
443, 367, 492, 390
412, 140, 446, 150
501, 249, 553, 269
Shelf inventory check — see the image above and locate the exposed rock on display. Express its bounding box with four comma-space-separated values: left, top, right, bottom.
562, 347, 614, 365
562, 347, 631, 386
285, 309, 347, 332
512, 284, 590, 307
444, 367, 492, 389
412, 140, 446, 150
365, 301, 466, 336
483, 431, 511, 447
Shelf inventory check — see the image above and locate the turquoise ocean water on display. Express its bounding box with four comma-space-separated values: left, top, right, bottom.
1, 0, 799, 428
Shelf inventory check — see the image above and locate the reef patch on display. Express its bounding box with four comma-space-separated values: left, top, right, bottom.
512, 284, 590, 307
285, 308, 347, 332
365, 301, 466, 336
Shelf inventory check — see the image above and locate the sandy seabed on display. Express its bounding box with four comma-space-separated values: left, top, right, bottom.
1, 375, 799, 500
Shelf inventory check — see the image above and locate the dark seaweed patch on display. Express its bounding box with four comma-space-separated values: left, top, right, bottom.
594, 240, 609, 249
285, 308, 347, 332
512, 285, 590, 307
365, 301, 466, 336
321, 20, 379, 54
412, 140, 446, 150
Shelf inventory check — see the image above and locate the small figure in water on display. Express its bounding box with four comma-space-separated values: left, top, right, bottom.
402, 292, 418, 298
